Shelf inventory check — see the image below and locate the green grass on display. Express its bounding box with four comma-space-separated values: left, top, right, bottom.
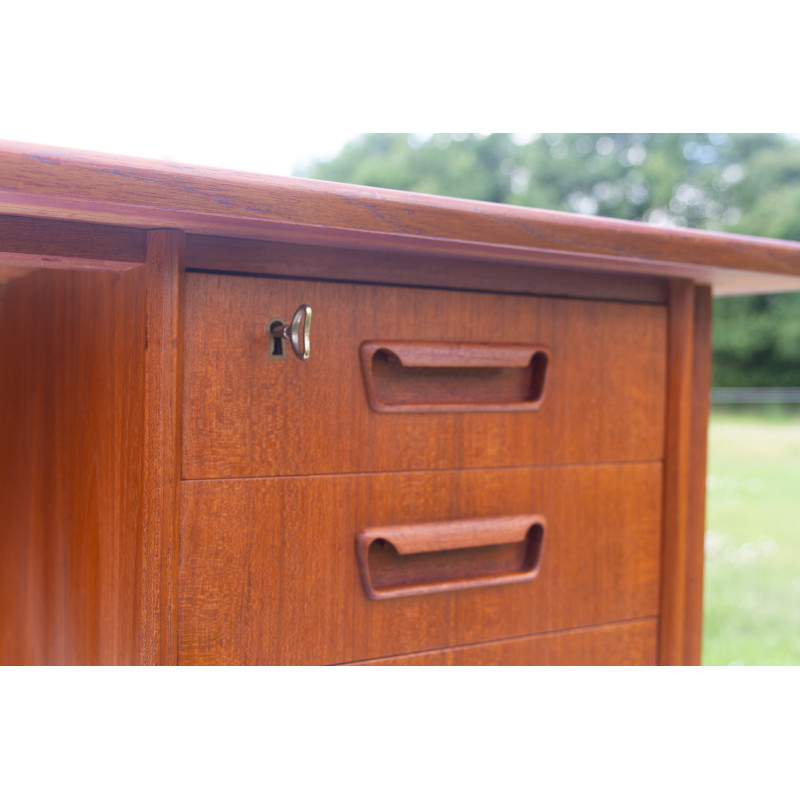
703, 411, 800, 665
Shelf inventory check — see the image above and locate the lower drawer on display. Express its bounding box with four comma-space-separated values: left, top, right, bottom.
178, 463, 662, 665
351, 619, 659, 665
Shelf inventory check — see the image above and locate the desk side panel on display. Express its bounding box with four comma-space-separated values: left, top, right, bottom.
0, 266, 146, 664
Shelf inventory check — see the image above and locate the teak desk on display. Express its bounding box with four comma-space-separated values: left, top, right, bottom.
2, 142, 800, 665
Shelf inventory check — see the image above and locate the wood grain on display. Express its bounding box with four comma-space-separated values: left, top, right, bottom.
139, 230, 185, 665
353, 619, 658, 665
2, 142, 799, 295
182, 274, 668, 478
0, 213, 145, 283
356, 515, 544, 599
685, 285, 712, 665
178, 463, 663, 665
0, 251, 142, 276
0, 264, 29, 283
0, 213, 146, 264
186, 236, 669, 304
361, 342, 548, 412
0, 267, 145, 664
659, 279, 696, 665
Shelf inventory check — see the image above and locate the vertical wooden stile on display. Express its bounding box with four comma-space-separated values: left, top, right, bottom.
140, 230, 185, 665
659, 279, 696, 665
684, 286, 712, 664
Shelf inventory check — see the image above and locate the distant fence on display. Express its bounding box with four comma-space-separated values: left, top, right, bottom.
711, 387, 800, 404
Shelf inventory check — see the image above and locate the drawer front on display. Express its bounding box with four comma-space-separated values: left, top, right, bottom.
182, 273, 667, 479
178, 463, 662, 665
353, 619, 658, 665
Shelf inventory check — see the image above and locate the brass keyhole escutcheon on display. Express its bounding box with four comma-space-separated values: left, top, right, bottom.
269, 304, 312, 361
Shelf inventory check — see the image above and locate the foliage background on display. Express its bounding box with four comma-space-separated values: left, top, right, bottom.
299, 133, 800, 388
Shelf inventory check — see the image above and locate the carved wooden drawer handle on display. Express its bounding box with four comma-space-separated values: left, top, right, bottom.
356, 514, 545, 600
360, 341, 549, 412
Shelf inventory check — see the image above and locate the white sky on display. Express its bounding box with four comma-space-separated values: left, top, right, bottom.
1, 3, 795, 178
1, 5, 382, 176
2, 119, 362, 178
1, 3, 364, 175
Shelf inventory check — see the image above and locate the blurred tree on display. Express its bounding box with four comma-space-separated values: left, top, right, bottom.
300, 133, 800, 387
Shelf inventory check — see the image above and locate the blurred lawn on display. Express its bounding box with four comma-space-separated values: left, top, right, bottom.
703, 411, 800, 665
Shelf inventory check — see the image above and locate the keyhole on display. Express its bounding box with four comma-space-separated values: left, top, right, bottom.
268, 319, 287, 360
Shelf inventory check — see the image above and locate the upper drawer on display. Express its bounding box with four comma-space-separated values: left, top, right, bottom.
182, 273, 667, 479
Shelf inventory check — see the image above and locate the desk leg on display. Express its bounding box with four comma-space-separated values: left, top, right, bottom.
660, 280, 711, 665
139, 230, 185, 666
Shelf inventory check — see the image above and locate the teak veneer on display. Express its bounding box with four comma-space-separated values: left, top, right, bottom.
2, 141, 800, 665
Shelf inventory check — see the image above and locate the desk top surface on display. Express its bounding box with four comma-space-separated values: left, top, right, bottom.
2, 140, 800, 296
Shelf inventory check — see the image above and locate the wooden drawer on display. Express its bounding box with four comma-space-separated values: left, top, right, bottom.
178, 463, 662, 665
182, 273, 667, 479
353, 619, 659, 665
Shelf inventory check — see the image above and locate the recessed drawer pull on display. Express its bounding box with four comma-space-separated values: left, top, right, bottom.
356, 514, 545, 600
360, 341, 549, 412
